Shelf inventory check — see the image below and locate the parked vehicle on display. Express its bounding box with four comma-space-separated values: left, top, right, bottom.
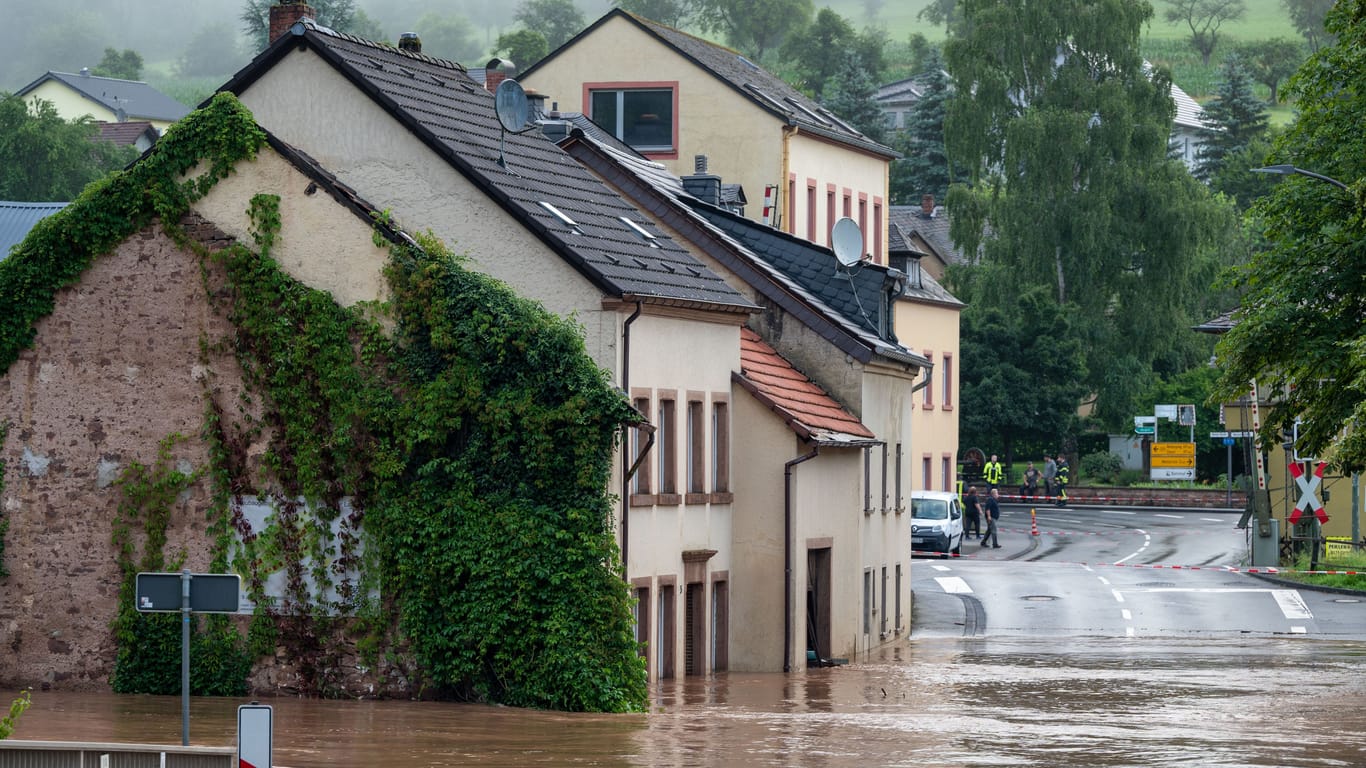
910, 490, 963, 557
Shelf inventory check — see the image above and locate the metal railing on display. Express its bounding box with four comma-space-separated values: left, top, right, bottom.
0, 740, 234, 768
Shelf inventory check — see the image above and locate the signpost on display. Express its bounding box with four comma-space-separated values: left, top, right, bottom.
1211, 431, 1255, 506
238, 703, 273, 768
136, 571, 241, 746
1149, 442, 1195, 481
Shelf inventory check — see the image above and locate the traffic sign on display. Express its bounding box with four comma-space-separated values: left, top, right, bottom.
1151, 467, 1195, 480
1223, 437, 1235, 446
1150, 442, 1195, 456
1134, 426, 1155, 435
1209, 431, 1254, 439
136, 572, 241, 613
238, 704, 273, 768
1151, 455, 1196, 468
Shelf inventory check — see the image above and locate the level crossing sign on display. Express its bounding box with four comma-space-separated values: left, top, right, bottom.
1288, 461, 1329, 525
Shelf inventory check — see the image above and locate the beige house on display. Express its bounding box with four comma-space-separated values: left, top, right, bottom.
15, 69, 189, 134
222, 11, 768, 683
521, 10, 898, 258
558, 131, 930, 670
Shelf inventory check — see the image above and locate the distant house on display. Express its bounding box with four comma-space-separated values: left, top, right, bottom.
521, 10, 898, 256
889, 195, 967, 282
875, 74, 933, 132
95, 120, 160, 153
0, 201, 67, 260
15, 69, 189, 133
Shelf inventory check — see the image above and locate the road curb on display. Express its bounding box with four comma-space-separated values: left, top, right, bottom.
1245, 570, 1366, 596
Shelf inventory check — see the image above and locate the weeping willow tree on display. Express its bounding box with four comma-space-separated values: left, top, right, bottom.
942, 0, 1239, 427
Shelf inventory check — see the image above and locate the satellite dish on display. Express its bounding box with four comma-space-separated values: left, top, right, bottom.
831, 217, 863, 267
494, 79, 528, 132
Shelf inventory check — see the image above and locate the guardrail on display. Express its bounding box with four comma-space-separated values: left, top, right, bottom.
0, 740, 234, 768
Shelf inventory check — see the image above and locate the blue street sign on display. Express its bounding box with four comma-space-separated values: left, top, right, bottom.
1223, 437, 1235, 446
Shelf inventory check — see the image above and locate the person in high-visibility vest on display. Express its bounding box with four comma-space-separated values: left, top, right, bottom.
983, 454, 1004, 491
1054, 454, 1070, 506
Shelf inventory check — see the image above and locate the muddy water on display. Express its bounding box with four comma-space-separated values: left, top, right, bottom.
10, 636, 1366, 767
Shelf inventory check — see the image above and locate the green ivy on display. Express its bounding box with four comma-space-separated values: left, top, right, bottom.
0, 690, 31, 740
0, 93, 647, 711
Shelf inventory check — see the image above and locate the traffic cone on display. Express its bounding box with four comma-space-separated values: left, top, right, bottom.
1031, 508, 1039, 536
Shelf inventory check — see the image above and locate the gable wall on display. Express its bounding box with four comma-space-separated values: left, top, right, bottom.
0, 223, 248, 689
25, 81, 175, 133
235, 52, 620, 370
522, 16, 786, 229
896, 299, 961, 493
787, 134, 890, 262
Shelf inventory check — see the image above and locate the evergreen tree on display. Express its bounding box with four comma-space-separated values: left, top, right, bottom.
91, 48, 143, 80
513, 0, 585, 50
890, 53, 950, 204
943, 0, 1239, 427
822, 54, 885, 143
1196, 54, 1269, 182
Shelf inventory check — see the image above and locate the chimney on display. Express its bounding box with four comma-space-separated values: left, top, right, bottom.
80, 67, 90, 77
921, 194, 935, 216
681, 155, 722, 206
269, 2, 316, 44
484, 57, 516, 93
398, 32, 422, 53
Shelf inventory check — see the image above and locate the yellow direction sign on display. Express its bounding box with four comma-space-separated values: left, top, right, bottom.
1150, 442, 1196, 456
1151, 455, 1196, 468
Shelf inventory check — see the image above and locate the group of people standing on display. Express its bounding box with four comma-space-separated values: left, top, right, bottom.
961, 485, 1002, 548
1011, 453, 1071, 506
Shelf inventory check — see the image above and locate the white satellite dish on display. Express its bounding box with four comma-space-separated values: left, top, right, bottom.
494, 79, 528, 132
831, 217, 863, 267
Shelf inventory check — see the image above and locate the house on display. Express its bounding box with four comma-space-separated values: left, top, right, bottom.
0, 201, 67, 260
875, 74, 933, 132
556, 127, 933, 670
520, 10, 898, 256
95, 120, 160, 153
15, 69, 189, 133
889, 194, 968, 282
220, 9, 777, 683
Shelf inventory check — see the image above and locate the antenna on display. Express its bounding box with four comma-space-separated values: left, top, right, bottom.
494, 78, 528, 169
831, 217, 863, 268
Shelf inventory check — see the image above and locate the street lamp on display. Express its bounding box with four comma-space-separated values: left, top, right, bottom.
1250, 164, 1350, 191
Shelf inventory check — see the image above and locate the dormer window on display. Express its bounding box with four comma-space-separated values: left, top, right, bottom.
589, 85, 676, 153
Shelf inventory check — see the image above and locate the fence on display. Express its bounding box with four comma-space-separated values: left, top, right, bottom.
0, 740, 234, 768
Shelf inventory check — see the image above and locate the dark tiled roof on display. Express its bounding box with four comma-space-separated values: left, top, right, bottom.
875, 75, 930, 105
222, 21, 755, 314
1194, 309, 1236, 334
889, 204, 964, 266
524, 10, 897, 160
95, 121, 159, 147
0, 202, 68, 260
736, 328, 875, 444
558, 130, 926, 367
17, 71, 189, 123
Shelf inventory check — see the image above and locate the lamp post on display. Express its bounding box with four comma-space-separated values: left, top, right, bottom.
1252, 163, 1360, 548
1251, 164, 1350, 191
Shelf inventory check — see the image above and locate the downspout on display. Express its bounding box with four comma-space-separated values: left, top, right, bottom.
621, 301, 645, 579
781, 123, 797, 235
783, 445, 819, 672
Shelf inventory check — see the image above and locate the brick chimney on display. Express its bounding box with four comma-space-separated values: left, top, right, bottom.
921, 194, 935, 217
269, 2, 316, 44
484, 57, 515, 93
398, 32, 422, 53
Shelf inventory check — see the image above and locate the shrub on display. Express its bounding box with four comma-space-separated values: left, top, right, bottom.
1080, 451, 1122, 484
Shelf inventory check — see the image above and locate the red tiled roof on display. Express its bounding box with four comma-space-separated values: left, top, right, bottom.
736, 327, 875, 443
96, 121, 157, 146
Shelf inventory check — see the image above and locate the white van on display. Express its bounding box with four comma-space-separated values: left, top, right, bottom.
910, 490, 964, 557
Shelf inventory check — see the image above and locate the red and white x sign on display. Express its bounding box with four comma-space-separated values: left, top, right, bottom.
1288, 461, 1329, 525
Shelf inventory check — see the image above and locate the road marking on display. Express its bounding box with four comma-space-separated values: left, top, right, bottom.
1121, 609, 1132, 620
935, 576, 972, 594
1100, 510, 1137, 515
1098, 576, 1110, 585
1126, 626, 1135, 637
931, 564, 952, 572
1155, 514, 1185, 519
1272, 590, 1313, 620
1200, 518, 1224, 523
1113, 532, 1152, 564
1112, 589, 1126, 603
1290, 626, 1307, 634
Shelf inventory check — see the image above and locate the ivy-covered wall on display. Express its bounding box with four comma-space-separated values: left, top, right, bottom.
0, 93, 646, 711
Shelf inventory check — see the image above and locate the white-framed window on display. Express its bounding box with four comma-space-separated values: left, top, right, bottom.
590, 88, 675, 151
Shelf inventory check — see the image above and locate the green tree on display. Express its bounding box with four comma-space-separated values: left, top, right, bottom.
492, 29, 549, 70
822, 54, 885, 143
1239, 38, 1305, 104
1206, 129, 1279, 210
782, 8, 856, 98
1163, 0, 1247, 66
692, 0, 814, 60
91, 48, 143, 80
1195, 54, 1269, 182
413, 12, 483, 63
1213, 0, 1366, 471
349, 8, 386, 41
176, 23, 248, 78
613, 0, 693, 28
242, 0, 358, 50
890, 53, 950, 204
944, 0, 1239, 426
513, 0, 585, 50
957, 285, 1090, 466
918, 0, 961, 33
1281, 0, 1336, 51
0, 94, 136, 202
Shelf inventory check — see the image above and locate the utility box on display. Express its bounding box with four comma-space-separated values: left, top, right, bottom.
1252, 518, 1279, 567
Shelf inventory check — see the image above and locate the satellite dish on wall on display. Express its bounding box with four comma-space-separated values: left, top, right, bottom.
494, 79, 529, 132
831, 217, 863, 267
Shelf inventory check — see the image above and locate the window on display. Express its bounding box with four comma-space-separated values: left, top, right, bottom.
895, 442, 903, 512
921, 352, 934, 407
634, 583, 651, 674
825, 186, 836, 246
880, 443, 889, 513
880, 566, 888, 637
862, 569, 872, 635
589, 88, 674, 151
942, 354, 954, 409
922, 455, 932, 491
873, 199, 883, 263
632, 396, 651, 496
658, 397, 676, 496
842, 190, 852, 218
687, 398, 705, 495
895, 563, 903, 633
863, 447, 873, 514
806, 182, 817, 241
712, 579, 729, 671
858, 196, 868, 256
942, 455, 952, 492
712, 401, 730, 493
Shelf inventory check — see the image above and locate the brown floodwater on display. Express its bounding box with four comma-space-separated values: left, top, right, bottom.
8, 636, 1366, 767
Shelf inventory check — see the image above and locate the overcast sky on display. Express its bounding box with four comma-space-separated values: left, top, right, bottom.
1, 0, 613, 92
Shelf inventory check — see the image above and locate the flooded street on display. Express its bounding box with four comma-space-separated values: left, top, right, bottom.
11, 635, 1366, 767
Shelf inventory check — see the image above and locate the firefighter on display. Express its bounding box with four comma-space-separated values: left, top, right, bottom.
983, 454, 1004, 491
1054, 454, 1070, 507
